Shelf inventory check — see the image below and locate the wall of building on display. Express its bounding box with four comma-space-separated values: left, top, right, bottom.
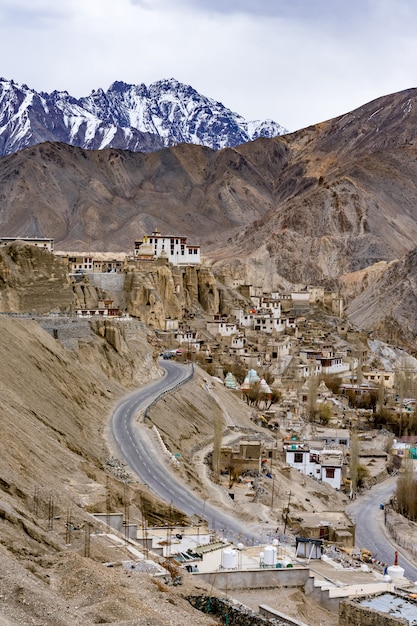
196, 567, 310, 590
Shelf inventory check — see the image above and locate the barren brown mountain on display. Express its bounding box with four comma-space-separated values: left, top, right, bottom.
1, 87, 417, 288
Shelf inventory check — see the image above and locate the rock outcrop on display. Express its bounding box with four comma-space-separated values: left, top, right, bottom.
0, 241, 75, 312
125, 261, 220, 327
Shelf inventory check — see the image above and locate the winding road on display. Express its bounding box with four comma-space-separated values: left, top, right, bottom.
110, 359, 262, 545
110, 359, 417, 572
347, 477, 417, 581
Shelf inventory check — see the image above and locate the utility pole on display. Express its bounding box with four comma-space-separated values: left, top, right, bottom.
283, 491, 291, 535
47, 492, 54, 531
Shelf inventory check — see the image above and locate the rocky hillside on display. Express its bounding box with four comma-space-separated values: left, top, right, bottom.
342, 246, 417, 350
1, 308, 253, 625
1, 88, 417, 342
0, 241, 229, 330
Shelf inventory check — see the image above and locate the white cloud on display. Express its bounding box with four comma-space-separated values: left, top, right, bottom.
0, 0, 417, 130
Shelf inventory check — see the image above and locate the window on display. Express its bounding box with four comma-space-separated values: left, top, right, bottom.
294, 452, 303, 463
325, 468, 335, 478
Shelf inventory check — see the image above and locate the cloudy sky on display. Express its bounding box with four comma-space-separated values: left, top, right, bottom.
1, 0, 417, 131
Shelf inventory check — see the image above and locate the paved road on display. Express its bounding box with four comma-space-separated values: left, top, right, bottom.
110, 360, 262, 546
347, 477, 417, 581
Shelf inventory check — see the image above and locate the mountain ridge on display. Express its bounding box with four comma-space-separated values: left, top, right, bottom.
0, 77, 287, 156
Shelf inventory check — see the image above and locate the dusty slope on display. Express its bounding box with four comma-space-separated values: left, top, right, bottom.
0, 316, 221, 625
0, 312, 350, 624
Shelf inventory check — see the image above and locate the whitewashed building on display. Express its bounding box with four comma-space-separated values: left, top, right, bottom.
285, 442, 343, 490
206, 316, 238, 337
134, 231, 201, 265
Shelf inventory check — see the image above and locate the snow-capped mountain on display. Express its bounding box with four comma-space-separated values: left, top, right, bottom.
0, 77, 287, 156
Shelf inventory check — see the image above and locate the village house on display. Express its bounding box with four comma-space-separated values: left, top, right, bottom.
228, 334, 248, 358
314, 428, 350, 448
57, 253, 126, 274
362, 368, 395, 389
252, 307, 286, 334
299, 347, 350, 376
339, 381, 379, 403
175, 327, 200, 352
133, 230, 201, 265
218, 440, 262, 478
237, 284, 264, 306
76, 299, 122, 318
266, 337, 292, 361
290, 511, 355, 547
164, 319, 179, 332
284, 441, 343, 490
289, 357, 322, 380
206, 315, 239, 337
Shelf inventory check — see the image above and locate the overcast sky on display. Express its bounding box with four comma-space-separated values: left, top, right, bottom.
1, 0, 417, 131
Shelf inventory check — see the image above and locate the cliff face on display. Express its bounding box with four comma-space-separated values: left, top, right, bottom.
0, 241, 75, 312
125, 261, 220, 327
0, 244, 222, 328
343, 247, 417, 349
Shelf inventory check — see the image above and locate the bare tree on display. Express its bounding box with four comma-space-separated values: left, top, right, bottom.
350, 431, 359, 498
307, 373, 319, 421
212, 404, 223, 484
396, 455, 417, 521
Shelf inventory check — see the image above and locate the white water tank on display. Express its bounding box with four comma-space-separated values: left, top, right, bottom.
221, 548, 237, 569
264, 545, 277, 566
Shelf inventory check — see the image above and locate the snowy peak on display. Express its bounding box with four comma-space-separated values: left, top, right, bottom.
0, 77, 288, 156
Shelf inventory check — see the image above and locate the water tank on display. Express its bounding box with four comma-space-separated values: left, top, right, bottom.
221, 548, 237, 569
264, 545, 277, 566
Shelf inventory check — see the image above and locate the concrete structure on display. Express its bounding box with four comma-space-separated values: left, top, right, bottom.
339, 594, 417, 626
0, 236, 54, 252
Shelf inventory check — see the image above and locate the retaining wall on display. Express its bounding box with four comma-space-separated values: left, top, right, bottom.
339, 599, 407, 626
187, 595, 299, 626
195, 567, 310, 590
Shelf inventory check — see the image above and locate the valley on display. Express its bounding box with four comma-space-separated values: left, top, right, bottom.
1, 80, 417, 624
1, 237, 417, 624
